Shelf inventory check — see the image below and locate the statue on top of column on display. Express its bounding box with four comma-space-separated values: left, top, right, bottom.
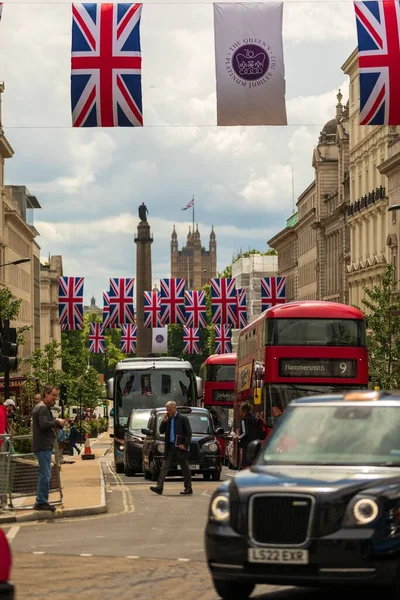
138, 202, 149, 222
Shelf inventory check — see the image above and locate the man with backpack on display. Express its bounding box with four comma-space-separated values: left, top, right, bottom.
237, 402, 266, 469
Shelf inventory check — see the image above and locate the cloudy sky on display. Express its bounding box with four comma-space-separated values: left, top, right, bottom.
1, 0, 356, 304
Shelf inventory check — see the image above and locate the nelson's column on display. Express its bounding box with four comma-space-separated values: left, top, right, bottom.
135, 202, 153, 356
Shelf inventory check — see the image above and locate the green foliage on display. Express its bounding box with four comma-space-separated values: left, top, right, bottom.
217, 264, 232, 278
0, 288, 21, 321
362, 264, 400, 389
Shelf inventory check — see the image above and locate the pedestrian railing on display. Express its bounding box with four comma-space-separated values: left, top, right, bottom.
0, 434, 63, 511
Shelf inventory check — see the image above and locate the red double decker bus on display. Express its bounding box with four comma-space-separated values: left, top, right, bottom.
199, 353, 236, 459
230, 301, 368, 467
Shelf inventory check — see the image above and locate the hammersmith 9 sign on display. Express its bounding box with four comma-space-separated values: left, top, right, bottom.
279, 359, 357, 379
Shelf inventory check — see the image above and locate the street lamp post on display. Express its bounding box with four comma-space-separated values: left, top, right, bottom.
0, 258, 31, 268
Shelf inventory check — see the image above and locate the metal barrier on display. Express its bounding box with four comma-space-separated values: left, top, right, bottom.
0, 434, 63, 511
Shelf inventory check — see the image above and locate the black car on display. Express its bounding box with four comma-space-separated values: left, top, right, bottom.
0, 528, 14, 599
141, 406, 223, 481
205, 390, 400, 599
124, 409, 152, 476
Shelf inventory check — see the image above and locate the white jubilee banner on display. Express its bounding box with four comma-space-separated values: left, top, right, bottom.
213, 2, 287, 126
152, 327, 168, 354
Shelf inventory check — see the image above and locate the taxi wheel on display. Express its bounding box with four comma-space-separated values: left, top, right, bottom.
213, 579, 254, 599
124, 463, 136, 477
115, 462, 124, 474
212, 470, 221, 482
203, 473, 211, 481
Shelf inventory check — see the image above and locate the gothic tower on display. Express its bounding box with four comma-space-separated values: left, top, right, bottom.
170, 225, 217, 289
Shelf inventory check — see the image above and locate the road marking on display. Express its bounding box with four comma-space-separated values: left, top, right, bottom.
201, 490, 212, 497
5, 526, 20, 543
225, 473, 235, 477
126, 555, 140, 559
177, 558, 190, 562
33, 551, 45, 555
80, 553, 93, 557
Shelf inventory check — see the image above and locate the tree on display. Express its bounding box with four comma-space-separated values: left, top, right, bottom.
217, 264, 232, 278
361, 264, 400, 388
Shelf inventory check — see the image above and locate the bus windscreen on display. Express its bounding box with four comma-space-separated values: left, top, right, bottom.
267, 318, 365, 347
208, 364, 236, 382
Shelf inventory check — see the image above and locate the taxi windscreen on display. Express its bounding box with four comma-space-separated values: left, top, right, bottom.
157, 412, 212, 436
261, 405, 400, 466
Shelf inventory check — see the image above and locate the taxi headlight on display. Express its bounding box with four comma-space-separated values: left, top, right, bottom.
207, 442, 219, 453
353, 498, 379, 525
210, 495, 230, 522
157, 443, 165, 454
118, 444, 124, 451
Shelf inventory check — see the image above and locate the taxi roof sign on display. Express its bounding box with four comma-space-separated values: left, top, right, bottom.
343, 390, 380, 402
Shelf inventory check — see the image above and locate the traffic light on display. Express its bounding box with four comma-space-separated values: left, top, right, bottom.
60, 384, 67, 404
0, 320, 18, 372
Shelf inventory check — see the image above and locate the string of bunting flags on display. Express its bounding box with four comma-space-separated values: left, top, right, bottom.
57, 275, 286, 355
0, 1, 397, 127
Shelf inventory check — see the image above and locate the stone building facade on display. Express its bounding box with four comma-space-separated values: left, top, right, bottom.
343, 49, 395, 309
171, 225, 216, 289
379, 137, 400, 281
267, 213, 298, 302
40, 255, 63, 368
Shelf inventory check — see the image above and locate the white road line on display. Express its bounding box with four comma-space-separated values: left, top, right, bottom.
99, 459, 106, 506
201, 490, 212, 497
225, 473, 235, 477
177, 558, 190, 562
33, 551, 45, 555
5, 526, 20, 543
80, 553, 93, 557
126, 555, 140, 559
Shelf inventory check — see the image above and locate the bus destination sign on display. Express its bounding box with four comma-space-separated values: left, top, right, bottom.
213, 390, 234, 403
279, 358, 357, 378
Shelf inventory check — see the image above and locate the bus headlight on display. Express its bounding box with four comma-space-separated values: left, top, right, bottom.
210, 495, 230, 522
353, 498, 379, 525
157, 443, 165, 454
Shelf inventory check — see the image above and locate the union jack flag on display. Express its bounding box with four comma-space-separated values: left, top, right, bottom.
185, 290, 207, 328
144, 290, 161, 328
88, 322, 105, 353
121, 324, 137, 354
108, 278, 135, 326
354, 0, 400, 125
237, 287, 247, 329
261, 276, 286, 311
215, 325, 232, 354
211, 278, 237, 327
183, 327, 200, 354
71, 3, 143, 127
160, 278, 186, 325
58, 276, 84, 330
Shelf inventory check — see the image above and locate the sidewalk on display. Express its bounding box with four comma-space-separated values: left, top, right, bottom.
0, 432, 112, 524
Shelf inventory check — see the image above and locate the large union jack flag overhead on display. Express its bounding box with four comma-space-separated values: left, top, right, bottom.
185, 290, 207, 328
88, 322, 105, 353
211, 278, 237, 327
58, 276, 84, 330
160, 278, 186, 325
144, 290, 161, 328
121, 324, 137, 354
237, 287, 247, 329
71, 3, 143, 127
108, 278, 135, 326
354, 0, 400, 125
215, 325, 232, 354
261, 276, 286, 311
183, 327, 200, 355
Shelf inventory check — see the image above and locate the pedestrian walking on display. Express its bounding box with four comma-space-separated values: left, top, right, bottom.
68, 420, 81, 456
3, 400, 16, 436
150, 401, 193, 496
236, 402, 264, 469
31, 385, 66, 511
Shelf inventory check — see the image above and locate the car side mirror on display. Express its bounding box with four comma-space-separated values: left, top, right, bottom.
141, 428, 153, 436
196, 376, 203, 400
247, 440, 262, 465
215, 427, 224, 436
106, 378, 114, 400
109, 433, 114, 438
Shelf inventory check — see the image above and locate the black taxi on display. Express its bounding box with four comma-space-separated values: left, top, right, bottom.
205, 390, 400, 599
141, 406, 223, 481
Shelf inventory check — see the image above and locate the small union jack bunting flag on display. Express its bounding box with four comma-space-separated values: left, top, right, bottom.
215, 325, 232, 354
121, 324, 137, 354
71, 3, 143, 127
261, 276, 286, 311
108, 278, 135, 326
211, 278, 237, 327
58, 276, 84, 330
183, 327, 200, 354
160, 278, 186, 326
144, 290, 161, 328
185, 290, 207, 328
102, 291, 119, 329
88, 322, 105, 353
237, 287, 247, 328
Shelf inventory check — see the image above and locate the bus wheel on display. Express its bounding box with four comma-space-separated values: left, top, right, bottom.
212, 470, 221, 482
203, 473, 211, 481
115, 462, 124, 474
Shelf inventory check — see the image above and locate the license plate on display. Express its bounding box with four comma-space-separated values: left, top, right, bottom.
177, 464, 199, 470
248, 547, 309, 564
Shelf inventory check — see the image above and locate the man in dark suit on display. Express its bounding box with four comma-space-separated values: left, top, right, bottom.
150, 401, 193, 496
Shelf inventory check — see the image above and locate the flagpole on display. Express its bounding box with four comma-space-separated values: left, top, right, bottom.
192, 195, 195, 233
